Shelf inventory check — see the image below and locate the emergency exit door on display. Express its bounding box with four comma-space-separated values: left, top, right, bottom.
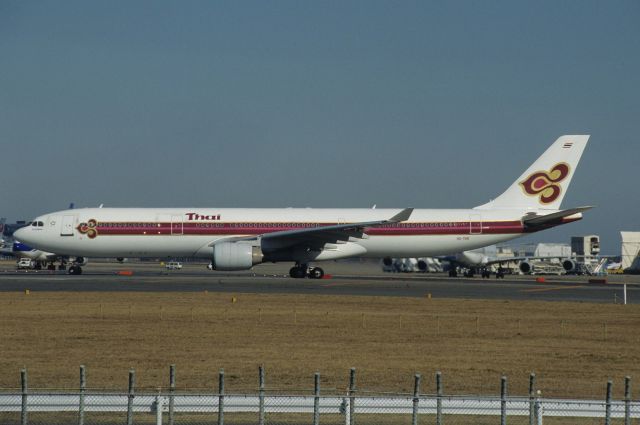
61, 215, 75, 236
171, 215, 183, 235
469, 214, 482, 235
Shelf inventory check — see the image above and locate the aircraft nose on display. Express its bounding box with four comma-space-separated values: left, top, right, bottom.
13, 227, 33, 245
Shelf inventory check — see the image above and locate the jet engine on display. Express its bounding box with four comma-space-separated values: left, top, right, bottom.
562, 259, 577, 272
211, 241, 263, 271
417, 259, 428, 272
519, 261, 532, 274
74, 256, 89, 266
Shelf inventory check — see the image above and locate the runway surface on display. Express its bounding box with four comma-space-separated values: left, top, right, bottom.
0, 261, 637, 303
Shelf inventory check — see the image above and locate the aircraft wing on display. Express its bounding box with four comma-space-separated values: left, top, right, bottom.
210, 208, 413, 249
522, 206, 593, 228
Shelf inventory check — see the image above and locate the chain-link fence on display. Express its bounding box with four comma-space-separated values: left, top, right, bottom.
2, 367, 638, 425
2, 390, 640, 424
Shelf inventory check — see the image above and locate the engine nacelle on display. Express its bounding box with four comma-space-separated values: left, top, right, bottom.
456, 251, 488, 266
562, 259, 576, 272
212, 242, 263, 271
74, 256, 89, 266
519, 261, 532, 274
417, 259, 428, 272
382, 257, 393, 267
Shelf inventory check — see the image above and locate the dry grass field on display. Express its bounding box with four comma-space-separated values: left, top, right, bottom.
0, 291, 638, 400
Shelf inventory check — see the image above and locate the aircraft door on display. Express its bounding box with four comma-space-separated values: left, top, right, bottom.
171, 215, 183, 235
469, 214, 482, 235
61, 215, 75, 236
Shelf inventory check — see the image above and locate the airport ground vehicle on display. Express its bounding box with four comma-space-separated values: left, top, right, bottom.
16, 258, 34, 269
165, 261, 183, 270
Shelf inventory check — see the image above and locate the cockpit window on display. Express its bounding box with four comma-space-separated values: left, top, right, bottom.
37, 221, 44, 227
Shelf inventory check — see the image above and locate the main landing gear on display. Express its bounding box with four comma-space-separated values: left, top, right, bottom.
289, 263, 324, 279
68, 264, 83, 275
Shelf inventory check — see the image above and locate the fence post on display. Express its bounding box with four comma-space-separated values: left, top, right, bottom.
314, 373, 320, 425
168, 364, 176, 425
500, 376, 507, 425
348, 368, 356, 425
605, 380, 612, 425
20, 368, 27, 425
624, 376, 631, 425
535, 392, 542, 425
528, 373, 536, 425
127, 369, 135, 425
412, 374, 421, 425
343, 397, 350, 425
259, 366, 265, 425
155, 391, 163, 425
218, 369, 225, 425
436, 371, 443, 425
78, 365, 86, 425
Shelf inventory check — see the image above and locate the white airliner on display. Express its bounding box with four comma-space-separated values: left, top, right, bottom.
444, 250, 579, 277
16, 135, 591, 277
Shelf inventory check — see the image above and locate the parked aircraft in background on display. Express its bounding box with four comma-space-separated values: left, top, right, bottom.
382, 257, 442, 273
441, 249, 579, 278
15, 135, 591, 277
11, 241, 87, 270
0, 218, 6, 248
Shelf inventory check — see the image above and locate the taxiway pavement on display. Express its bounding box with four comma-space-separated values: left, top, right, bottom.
0, 261, 636, 304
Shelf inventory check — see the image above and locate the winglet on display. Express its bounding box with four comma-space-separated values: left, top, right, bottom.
388, 208, 413, 223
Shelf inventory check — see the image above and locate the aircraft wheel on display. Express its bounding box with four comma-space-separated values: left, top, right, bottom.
289, 266, 306, 279
68, 265, 83, 275
309, 267, 324, 279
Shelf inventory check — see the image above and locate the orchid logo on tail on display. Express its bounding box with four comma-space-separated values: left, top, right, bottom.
519, 163, 570, 205
77, 219, 98, 239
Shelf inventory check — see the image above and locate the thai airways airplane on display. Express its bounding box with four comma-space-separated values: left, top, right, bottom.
15, 135, 591, 277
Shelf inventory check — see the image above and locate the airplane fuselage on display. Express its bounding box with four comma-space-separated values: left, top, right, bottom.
18, 207, 579, 261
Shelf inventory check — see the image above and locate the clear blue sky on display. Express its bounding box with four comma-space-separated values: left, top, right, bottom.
1, 1, 638, 253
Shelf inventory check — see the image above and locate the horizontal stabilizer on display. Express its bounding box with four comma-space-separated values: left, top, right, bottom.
522, 206, 593, 227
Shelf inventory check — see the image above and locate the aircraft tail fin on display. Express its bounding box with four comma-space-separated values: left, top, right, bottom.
475, 135, 589, 210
